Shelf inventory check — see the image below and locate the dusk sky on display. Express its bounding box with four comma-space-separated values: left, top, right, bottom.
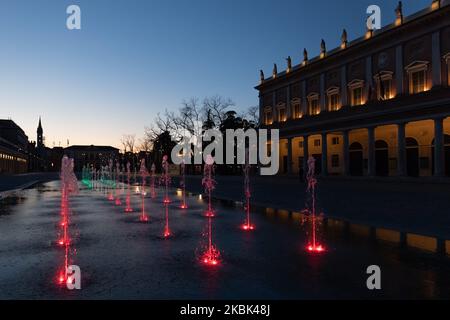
0, 0, 430, 149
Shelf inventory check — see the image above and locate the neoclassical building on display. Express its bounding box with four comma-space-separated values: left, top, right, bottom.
256, 0, 450, 178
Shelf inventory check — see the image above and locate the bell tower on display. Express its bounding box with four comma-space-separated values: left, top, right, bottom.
37, 116, 44, 150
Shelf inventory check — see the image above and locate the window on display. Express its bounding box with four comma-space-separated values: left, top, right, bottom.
411, 71, 426, 94
278, 105, 287, 122
332, 137, 340, 145
348, 79, 365, 106
307, 93, 320, 115
299, 141, 304, 148
405, 61, 429, 94
331, 155, 340, 168
291, 99, 302, 119
329, 94, 340, 111
374, 72, 393, 100
314, 139, 321, 147
326, 87, 341, 112
352, 87, 363, 106
446, 53, 450, 86
264, 108, 273, 125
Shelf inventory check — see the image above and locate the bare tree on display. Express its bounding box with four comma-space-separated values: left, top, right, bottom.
247, 105, 260, 124
203, 95, 235, 127
121, 134, 136, 153
172, 97, 204, 139
138, 136, 152, 153
121, 135, 128, 153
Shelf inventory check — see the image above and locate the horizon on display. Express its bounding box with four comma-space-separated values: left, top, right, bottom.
0, 0, 430, 150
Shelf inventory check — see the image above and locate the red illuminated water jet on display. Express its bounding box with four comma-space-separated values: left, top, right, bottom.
139, 159, 150, 222
201, 155, 221, 266
305, 156, 325, 254
163, 203, 172, 238
241, 150, 255, 231
160, 155, 171, 204
56, 155, 79, 288
179, 161, 188, 209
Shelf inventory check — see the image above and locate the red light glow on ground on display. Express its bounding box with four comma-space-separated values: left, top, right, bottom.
240, 224, 255, 231
307, 244, 325, 253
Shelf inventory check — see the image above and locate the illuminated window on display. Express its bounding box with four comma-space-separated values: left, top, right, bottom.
405, 61, 429, 94
307, 93, 320, 115
277, 103, 287, 122
411, 71, 426, 94
444, 53, 450, 86
291, 99, 302, 119
374, 71, 393, 100
314, 139, 321, 147
326, 87, 340, 111
264, 107, 273, 125
332, 137, 340, 145
352, 87, 363, 106
348, 79, 365, 106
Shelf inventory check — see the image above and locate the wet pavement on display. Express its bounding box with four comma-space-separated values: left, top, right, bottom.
0, 181, 449, 299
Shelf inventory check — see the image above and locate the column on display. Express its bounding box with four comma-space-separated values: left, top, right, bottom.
395, 45, 404, 95
303, 135, 309, 175
365, 56, 373, 102
320, 74, 326, 112
301, 81, 307, 115
397, 123, 406, 176
286, 85, 292, 119
432, 31, 442, 88
272, 91, 277, 122
341, 65, 348, 106
287, 137, 293, 175
321, 133, 328, 176
367, 127, 376, 176
259, 93, 263, 125
434, 117, 445, 177
343, 130, 350, 176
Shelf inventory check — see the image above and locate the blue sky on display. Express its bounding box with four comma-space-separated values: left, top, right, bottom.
0, 0, 431, 148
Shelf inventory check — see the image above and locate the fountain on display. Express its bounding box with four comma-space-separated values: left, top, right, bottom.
241, 151, 254, 231
161, 155, 171, 238
179, 160, 188, 209
150, 163, 157, 199
108, 159, 114, 201
160, 155, 171, 204
57, 155, 79, 285
305, 156, 325, 253
115, 162, 122, 206
139, 158, 149, 222
201, 155, 220, 266
124, 162, 133, 213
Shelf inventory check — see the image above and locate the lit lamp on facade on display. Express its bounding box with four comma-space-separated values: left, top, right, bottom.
395, 1, 403, 26
431, 0, 440, 10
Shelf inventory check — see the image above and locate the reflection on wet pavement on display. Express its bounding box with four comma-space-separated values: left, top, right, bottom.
0, 181, 449, 299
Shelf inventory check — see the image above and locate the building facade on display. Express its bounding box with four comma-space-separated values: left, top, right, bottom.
0, 120, 29, 174
64, 145, 120, 172
256, 1, 450, 178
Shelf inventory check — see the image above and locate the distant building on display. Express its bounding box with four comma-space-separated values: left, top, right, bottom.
257, 1, 450, 178
64, 145, 120, 171
0, 119, 28, 174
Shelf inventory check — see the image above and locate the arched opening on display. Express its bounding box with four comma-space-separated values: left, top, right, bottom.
431, 135, 450, 176
406, 137, 419, 177
375, 140, 389, 176
349, 142, 364, 176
